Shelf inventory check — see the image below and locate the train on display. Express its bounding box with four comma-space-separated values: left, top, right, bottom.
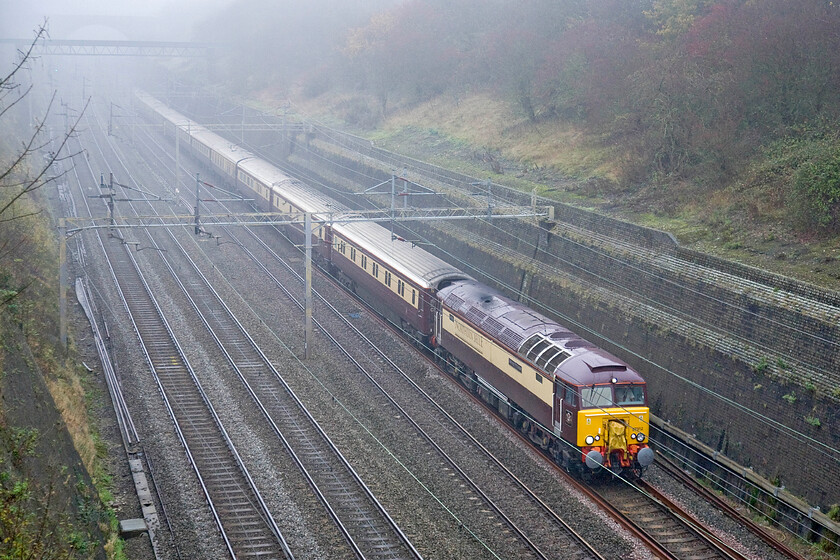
134, 90, 654, 478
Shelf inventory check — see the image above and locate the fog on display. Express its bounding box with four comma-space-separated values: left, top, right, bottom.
0, 0, 237, 40
1, 0, 401, 92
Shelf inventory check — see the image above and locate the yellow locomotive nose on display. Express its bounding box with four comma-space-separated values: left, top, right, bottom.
577, 407, 652, 473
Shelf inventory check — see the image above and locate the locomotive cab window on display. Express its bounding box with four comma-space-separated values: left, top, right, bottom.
615, 385, 645, 406
580, 385, 613, 409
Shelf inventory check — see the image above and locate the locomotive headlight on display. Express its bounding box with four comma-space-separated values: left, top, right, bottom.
585, 435, 595, 445
630, 432, 637, 441
636, 433, 645, 443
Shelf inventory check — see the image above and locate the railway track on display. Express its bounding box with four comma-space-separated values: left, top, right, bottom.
133, 197, 423, 560
592, 480, 750, 560
75, 104, 293, 559
239, 133, 811, 560
653, 455, 805, 560
129, 114, 607, 559
126, 94, 805, 559
88, 102, 424, 559
62, 132, 182, 559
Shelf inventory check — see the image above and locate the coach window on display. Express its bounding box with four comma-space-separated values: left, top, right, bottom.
412, 290, 416, 305
350, 247, 356, 261
372, 262, 379, 278
385, 270, 392, 287
361, 255, 367, 270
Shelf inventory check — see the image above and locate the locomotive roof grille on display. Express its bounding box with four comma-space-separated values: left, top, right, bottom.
518, 333, 572, 374
444, 294, 464, 308
465, 307, 488, 324
482, 316, 504, 337
498, 330, 525, 349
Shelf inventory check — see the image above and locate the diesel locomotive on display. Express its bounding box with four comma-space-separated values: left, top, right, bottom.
135, 90, 654, 477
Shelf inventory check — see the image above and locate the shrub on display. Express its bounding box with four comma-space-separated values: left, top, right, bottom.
804, 416, 821, 428
790, 143, 840, 234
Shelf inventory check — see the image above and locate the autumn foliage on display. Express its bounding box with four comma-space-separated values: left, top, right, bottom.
326, 0, 840, 230
203, 0, 840, 234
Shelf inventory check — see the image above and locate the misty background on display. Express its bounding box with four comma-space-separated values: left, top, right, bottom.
2, 0, 839, 236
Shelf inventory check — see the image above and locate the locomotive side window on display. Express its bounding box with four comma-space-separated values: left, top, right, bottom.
564, 385, 578, 406
412, 290, 416, 305
508, 358, 522, 373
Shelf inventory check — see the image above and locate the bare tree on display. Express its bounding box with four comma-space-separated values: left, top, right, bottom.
0, 20, 87, 224
1, 20, 87, 308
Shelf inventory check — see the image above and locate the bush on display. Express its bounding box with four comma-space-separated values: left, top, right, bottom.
790, 143, 840, 234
